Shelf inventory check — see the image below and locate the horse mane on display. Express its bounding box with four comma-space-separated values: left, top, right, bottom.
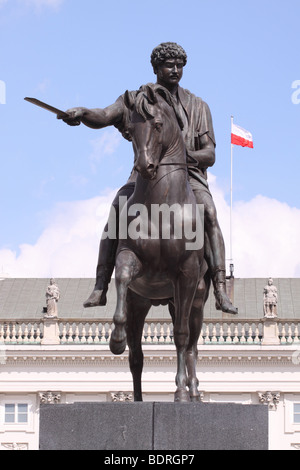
134, 84, 184, 130
134, 84, 157, 121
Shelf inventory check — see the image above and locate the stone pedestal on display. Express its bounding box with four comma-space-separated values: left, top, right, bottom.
39, 402, 268, 451
41, 319, 60, 345
262, 318, 280, 345
153, 402, 268, 450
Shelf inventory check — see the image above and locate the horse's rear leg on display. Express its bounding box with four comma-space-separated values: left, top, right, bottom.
186, 274, 210, 401
126, 290, 151, 401
186, 304, 203, 402
171, 297, 202, 401
173, 268, 199, 403
109, 250, 142, 355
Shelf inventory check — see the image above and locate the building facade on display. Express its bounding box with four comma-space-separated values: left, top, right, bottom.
0, 277, 300, 450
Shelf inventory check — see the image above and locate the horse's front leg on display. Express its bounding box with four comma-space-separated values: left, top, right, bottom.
126, 290, 151, 401
186, 276, 209, 401
109, 249, 142, 355
186, 298, 204, 402
173, 266, 199, 403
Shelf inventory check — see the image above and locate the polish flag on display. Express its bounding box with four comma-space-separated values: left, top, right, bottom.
231, 123, 253, 148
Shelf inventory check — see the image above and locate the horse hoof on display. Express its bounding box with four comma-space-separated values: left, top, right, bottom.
190, 395, 200, 403
109, 330, 127, 355
109, 327, 127, 355
174, 389, 191, 402
109, 337, 127, 355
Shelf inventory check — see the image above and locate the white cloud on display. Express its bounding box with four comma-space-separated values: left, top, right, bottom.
0, 190, 116, 278
36, 78, 51, 94
1, 174, 300, 279
21, 0, 64, 10
89, 129, 122, 172
208, 173, 300, 278
0, 0, 64, 12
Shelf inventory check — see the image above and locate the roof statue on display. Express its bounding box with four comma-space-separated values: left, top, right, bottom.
263, 278, 278, 318
45, 278, 60, 319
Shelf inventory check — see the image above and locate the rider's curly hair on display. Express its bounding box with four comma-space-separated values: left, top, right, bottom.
150, 42, 187, 70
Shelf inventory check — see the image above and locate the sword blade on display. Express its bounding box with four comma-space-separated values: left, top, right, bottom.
24, 97, 71, 119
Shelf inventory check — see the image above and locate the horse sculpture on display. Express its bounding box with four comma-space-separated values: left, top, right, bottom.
109, 84, 210, 402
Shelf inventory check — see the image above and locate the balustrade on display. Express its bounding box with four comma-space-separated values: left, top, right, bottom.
0, 318, 299, 346
0, 321, 43, 344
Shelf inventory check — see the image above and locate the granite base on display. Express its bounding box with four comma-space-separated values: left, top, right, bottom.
39, 402, 268, 451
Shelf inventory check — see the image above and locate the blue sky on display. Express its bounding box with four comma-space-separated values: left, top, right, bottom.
0, 0, 300, 278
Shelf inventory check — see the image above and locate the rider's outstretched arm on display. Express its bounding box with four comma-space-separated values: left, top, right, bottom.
60, 99, 124, 130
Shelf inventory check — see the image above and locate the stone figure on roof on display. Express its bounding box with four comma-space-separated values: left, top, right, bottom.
45, 278, 60, 318
263, 278, 278, 318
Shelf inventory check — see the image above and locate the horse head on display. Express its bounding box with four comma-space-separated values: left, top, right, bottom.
124, 84, 183, 180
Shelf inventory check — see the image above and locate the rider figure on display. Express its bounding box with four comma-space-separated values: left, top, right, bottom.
62, 42, 238, 315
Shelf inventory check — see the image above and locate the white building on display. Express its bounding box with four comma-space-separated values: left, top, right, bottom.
0, 277, 300, 450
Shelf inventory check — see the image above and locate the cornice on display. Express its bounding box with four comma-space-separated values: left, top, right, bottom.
1, 345, 299, 368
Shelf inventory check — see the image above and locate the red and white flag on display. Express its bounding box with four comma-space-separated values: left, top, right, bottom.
231, 123, 253, 148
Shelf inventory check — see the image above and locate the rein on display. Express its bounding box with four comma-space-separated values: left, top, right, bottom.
150, 157, 196, 189
147, 156, 196, 189
159, 162, 194, 167
149, 166, 187, 190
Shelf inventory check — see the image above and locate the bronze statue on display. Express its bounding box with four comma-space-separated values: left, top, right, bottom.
61, 42, 238, 316
110, 84, 209, 401
25, 43, 238, 401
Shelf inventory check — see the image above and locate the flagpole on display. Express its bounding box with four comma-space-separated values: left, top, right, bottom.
230, 116, 234, 265
229, 119, 253, 277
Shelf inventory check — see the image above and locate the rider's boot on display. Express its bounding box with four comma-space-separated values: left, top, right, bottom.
212, 268, 238, 315
83, 286, 108, 308
83, 266, 112, 308
83, 183, 135, 308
